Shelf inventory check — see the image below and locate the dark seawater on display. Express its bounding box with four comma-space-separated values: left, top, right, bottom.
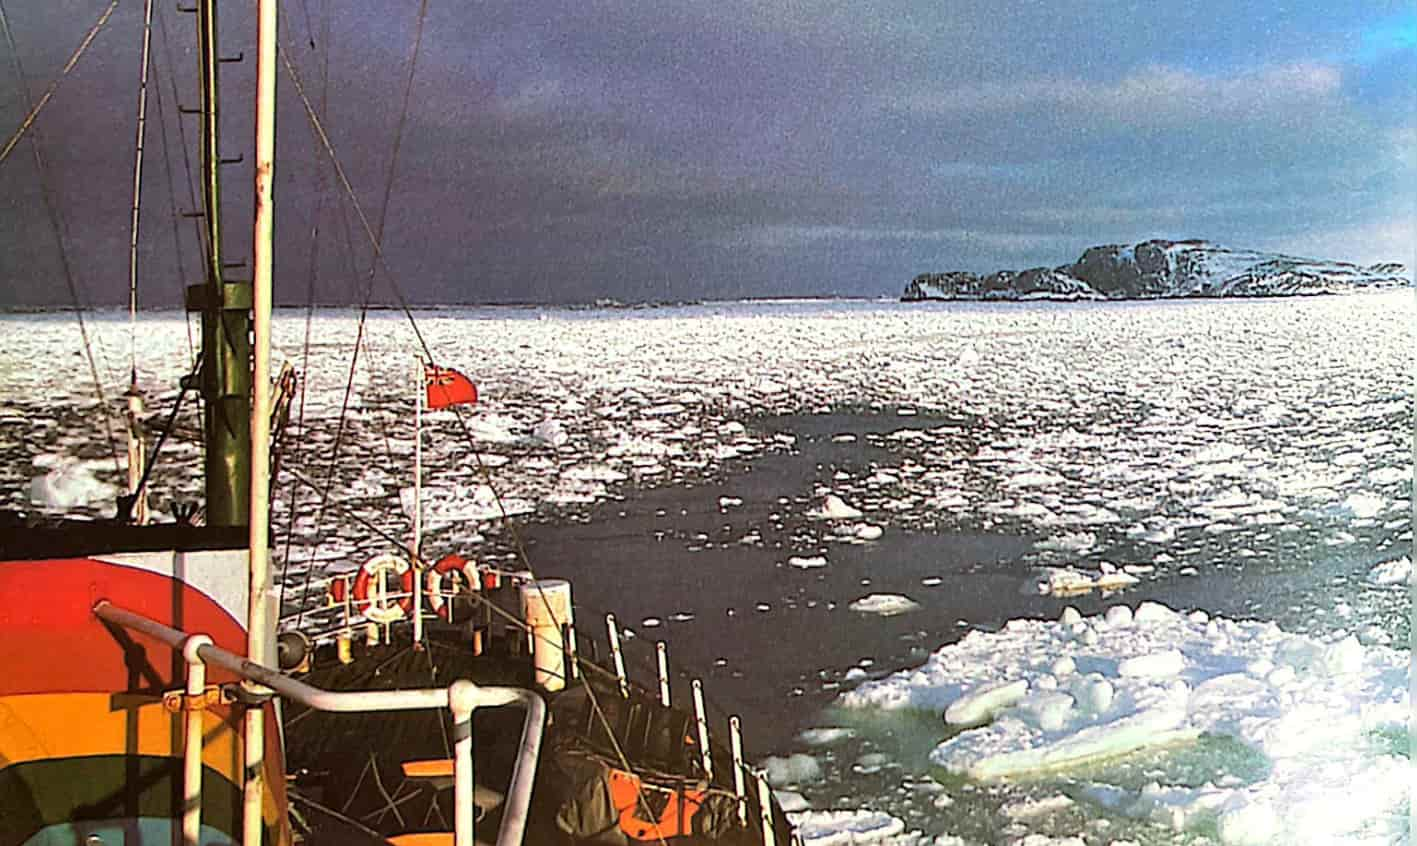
519, 409, 1401, 756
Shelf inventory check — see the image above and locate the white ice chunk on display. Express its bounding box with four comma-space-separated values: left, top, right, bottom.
29, 459, 116, 510
1117, 649, 1185, 678
762, 753, 822, 787
530, 418, 568, 447
810, 494, 864, 520
944, 679, 1028, 728
848, 594, 920, 616
1368, 556, 1412, 586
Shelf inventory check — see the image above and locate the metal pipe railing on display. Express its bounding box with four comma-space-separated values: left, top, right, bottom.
93, 600, 545, 846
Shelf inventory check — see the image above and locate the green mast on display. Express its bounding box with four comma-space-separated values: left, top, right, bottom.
185, 0, 251, 527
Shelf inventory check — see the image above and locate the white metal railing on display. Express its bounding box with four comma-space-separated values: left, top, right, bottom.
93, 599, 545, 846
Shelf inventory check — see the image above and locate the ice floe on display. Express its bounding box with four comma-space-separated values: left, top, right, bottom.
848, 594, 921, 616
839, 601, 1410, 844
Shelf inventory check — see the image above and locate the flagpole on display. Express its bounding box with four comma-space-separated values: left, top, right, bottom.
412, 356, 424, 645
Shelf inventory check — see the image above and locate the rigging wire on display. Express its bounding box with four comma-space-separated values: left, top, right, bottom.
127, 0, 156, 385
0, 0, 122, 476
287, 0, 429, 624
279, 0, 332, 624
0, 0, 119, 167
271, 14, 713, 837
154, 0, 212, 360
147, 11, 196, 360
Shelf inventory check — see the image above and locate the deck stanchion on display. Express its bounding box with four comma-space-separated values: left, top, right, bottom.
181, 634, 213, 846
656, 641, 670, 706
449, 681, 476, 846
565, 621, 579, 679
692, 679, 712, 778
607, 613, 628, 697
730, 715, 747, 825
756, 768, 775, 846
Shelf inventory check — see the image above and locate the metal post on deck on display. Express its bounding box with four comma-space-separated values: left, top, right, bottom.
449, 680, 476, 846
691, 679, 712, 779
656, 641, 670, 707
756, 768, 775, 846
182, 634, 213, 846
607, 613, 628, 697
730, 715, 747, 826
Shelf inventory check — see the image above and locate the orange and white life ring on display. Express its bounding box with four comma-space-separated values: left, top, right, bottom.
426, 553, 479, 619
352, 553, 415, 624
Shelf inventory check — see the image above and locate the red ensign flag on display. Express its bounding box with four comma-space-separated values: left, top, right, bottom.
425, 364, 478, 409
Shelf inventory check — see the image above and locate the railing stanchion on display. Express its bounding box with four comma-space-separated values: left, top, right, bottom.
449, 680, 476, 846
607, 613, 628, 697
757, 768, 775, 846
92, 600, 546, 846
730, 715, 747, 825
691, 679, 712, 778
181, 634, 213, 846
656, 641, 670, 707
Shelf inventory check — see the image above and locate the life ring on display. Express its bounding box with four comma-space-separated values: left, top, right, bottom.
426, 553, 478, 619
328, 575, 348, 605
352, 553, 415, 624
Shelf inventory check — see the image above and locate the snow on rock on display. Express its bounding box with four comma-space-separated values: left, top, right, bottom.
789, 555, 829, 569
810, 494, 864, 520
848, 594, 920, 616
838, 602, 1411, 844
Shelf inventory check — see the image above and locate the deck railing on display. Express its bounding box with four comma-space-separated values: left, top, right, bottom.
93, 599, 545, 846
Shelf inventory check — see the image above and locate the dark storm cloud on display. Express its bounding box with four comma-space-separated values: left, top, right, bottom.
1, 1, 1412, 306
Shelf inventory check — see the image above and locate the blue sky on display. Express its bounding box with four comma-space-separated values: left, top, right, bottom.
1, 1, 1412, 305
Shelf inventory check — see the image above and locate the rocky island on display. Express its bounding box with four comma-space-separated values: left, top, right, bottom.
903, 239, 1411, 301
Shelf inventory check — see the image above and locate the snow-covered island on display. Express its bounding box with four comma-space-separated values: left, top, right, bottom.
903, 239, 1411, 301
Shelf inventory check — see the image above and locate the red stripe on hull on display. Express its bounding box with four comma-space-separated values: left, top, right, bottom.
0, 558, 248, 696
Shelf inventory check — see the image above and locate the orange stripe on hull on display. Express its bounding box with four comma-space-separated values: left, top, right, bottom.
0, 692, 241, 775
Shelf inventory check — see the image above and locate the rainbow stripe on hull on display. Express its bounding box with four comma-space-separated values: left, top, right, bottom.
0, 524, 290, 846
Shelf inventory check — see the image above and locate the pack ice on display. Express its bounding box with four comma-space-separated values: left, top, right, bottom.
839, 602, 1411, 845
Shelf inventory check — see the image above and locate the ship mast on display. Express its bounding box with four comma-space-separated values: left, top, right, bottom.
244, 0, 276, 839
186, 0, 252, 527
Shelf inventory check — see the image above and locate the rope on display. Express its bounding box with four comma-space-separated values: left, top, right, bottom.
0, 0, 122, 477
0, 0, 119, 166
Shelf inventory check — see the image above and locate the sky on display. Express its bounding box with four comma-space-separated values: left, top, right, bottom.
0, 1, 1413, 306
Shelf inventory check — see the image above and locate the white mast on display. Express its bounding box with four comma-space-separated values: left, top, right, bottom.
245, 0, 277, 840
124, 0, 155, 525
